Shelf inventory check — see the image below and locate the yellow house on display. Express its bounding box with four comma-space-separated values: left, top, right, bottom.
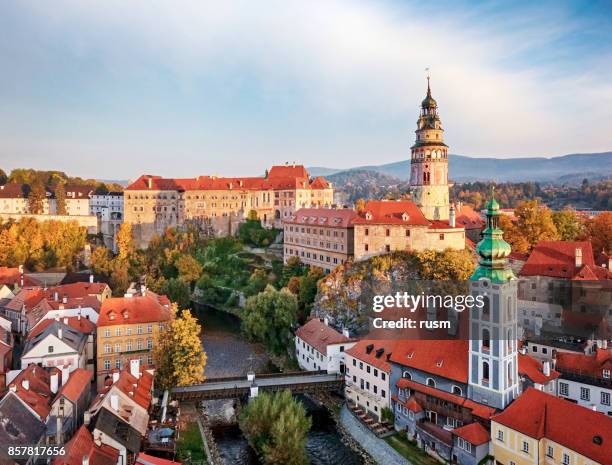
491, 387, 611, 465
96, 290, 173, 389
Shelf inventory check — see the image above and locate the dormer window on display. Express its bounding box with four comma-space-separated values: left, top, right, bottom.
401, 213, 409, 221
604, 369, 611, 379
365, 212, 372, 220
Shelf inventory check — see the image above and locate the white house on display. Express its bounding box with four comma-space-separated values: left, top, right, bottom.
555, 346, 612, 415
345, 340, 398, 421
294, 318, 355, 374
21, 320, 88, 372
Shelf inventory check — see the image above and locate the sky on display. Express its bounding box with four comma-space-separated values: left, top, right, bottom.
0, 0, 611, 180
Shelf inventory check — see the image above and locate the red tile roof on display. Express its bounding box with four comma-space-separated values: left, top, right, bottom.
518, 353, 560, 385
0, 182, 29, 198
392, 394, 423, 413
453, 422, 490, 446
136, 453, 181, 465
352, 200, 430, 226
0, 267, 42, 287
390, 340, 469, 383
492, 387, 612, 464
42, 282, 110, 300
268, 165, 309, 179
112, 368, 154, 409
4, 287, 45, 312
520, 241, 612, 280
53, 425, 119, 465
396, 378, 496, 419
55, 368, 93, 403
556, 348, 612, 380
98, 291, 173, 327
28, 316, 96, 340
8, 365, 57, 419
455, 204, 485, 230
345, 340, 399, 373
285, 208, 357, 228
295, 318, 350, 355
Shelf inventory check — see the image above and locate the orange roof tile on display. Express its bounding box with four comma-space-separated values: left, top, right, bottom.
55, 368, 93, 403
518, 353, 560, 385
53, 425, 119, 465
295, 318, 351, 355
0, 267, 42, 287
28, 316, 96, 340
98, 292, 173, 327
556, 348, 612, 380
285, 207, 357, 228
352, 200, 430, 226
345, 340, 399, 373
492, 388, 612, 464
137, 453, 181, 465
390, 340, 469, 383
8, 365, 57, 419
455, 204, 485, 230
453, 422, 490, 446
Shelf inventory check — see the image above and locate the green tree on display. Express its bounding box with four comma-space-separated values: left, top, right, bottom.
552, 209, 583, 241
239, 390, 311, 465
242, 285, 298, 355
175, 254, 203, 286
161, 278, 192, 309
0, 168, 7, 185
298, 266, 324, 316
153, 306, 207, 390
55, 182, 67, 215
27, 183, 46, 214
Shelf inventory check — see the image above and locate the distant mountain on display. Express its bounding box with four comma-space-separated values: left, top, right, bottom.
310, 151, 612, 183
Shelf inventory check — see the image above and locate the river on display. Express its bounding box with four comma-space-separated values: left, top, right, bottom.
193, 304, 364, 465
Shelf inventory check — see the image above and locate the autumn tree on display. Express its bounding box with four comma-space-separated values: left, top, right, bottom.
27, 183, 46, 214
583, 212, 612, 254
91, 246, 112, 277
0, 168, 7, 185
153, 306, 207, 390
239, 389, 311, 465
242, 285, 298, 355
552, 208, 583, 241
116, 222, 135, 261
55, 182, 67, 215
175, 254, 203, 286
355, 198, 366, 212
416, 248, 476, 280
161, 278, 192, 309
502, 200, 559, 253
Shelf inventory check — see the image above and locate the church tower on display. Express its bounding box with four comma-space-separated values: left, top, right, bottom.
409, 78, 450, 221
467, 194, 519, 410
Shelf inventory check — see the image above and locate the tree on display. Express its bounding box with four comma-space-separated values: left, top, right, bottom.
239, 390, 311, 465
153, 307, 206, 390
242, 285, 298, 355
161, 278, 192, 309
109, 262, 130, 296
355, 198, 366, 212
298, 267, 324, 316
416, 248, 475, 280
27, 183, 46, 214
583, 212, 612, 254
0, 168, 7, 185
55, 182, 67, 215
552, 209, 583, 241
91, 246, 112, 277
116, 222, 135, 260
175, 254, 203, 286
503, 200, 558, 253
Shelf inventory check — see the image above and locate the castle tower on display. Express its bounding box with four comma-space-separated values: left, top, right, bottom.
467, 193, 519, 410
409, 77, 450, 221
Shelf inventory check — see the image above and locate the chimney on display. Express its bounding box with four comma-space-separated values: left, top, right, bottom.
575, 247, 582, 268
591, 404, 598, 411
50, 372, 59, 394
56, 416, 63, 445
63, 317, 68, 325
61, 366, 70, 386
112, 371, 120, 383
449, 205, 456, 228
54, 291, 59, 301
89, 274, 94, 284
130, 358, 141, 379
19, 265, 24, 287
22, 379, 29, 390
110, 394, 119, 412
140, 284, 146, 297
519, 347, 527, 355
82, 455, 89, 465
84, 411, 91, 426
9, 384, 16, 392
147, 177, 153, 189
542, 361, 551, 377
58, 327, 63, 340
62, 294, 68, 304
342, 328, 350, 338
324, 317, 329, 326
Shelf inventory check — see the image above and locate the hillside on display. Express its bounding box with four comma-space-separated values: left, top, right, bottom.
310, 151, 612, 183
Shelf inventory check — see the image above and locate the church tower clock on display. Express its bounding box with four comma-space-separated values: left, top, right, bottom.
409, 78, 450, 221
467, 194, 519, 410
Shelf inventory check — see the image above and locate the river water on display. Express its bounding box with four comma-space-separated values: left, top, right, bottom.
193, 304, 364, 465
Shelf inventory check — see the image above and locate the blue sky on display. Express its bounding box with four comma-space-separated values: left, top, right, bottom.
0, 0, 611, 180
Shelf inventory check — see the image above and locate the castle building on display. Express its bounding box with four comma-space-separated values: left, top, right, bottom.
124, 164, 333, 247
410, 78, 450, 221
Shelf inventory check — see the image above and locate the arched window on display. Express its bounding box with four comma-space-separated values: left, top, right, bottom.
507, 329, 512, 352
426, 378, 436, 388
452, 385, 463, 396
482, 361, 490, 382
482, 296, 490, 319
482, 328, 490, 351
403, 371, 412, 380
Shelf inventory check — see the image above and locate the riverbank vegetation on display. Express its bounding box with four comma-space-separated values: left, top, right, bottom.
176, 421, 207, 464
240, 390, 312, 465
384, 432, 439, 465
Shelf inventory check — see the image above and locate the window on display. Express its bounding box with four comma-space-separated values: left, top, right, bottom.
137, 325, 143, 335
563, 453, 570, 465
364, 244, 369, 251
137, 339, 143, 350
365, 228, 369, 236
439, 233, 444, 240
366, 366, 371, 373
373, 368, 378, 377
386, 229, 390, 237
580, 387, 590, 401
104, 344, 111, 354
497, 430, 504, 442
126, 340, 133, 351
426, 378, 436, 388
126, 327, 132, 336
452, 386, 462, 396
147, 339, 153, 349
385, 245, 391, 253
147, 324, 153, 333
381, 373, 386, 381
457, 438, 472, 453
559, 382, 569, 396
104, 360, 111, 370
115, 359, 121, 369
604, 369, 611, 379
115, 328, 121, 336
353, 359, 356, 367
405, 229, 410, 237
359, 362, 363, 370
522, 441, 529, 453
381, 389, 386, 398
104, 329, 111, 338
602, 391, 611, 406
546, 446, 554, 458
114, 343, 121, 353
482, 361, 490, 382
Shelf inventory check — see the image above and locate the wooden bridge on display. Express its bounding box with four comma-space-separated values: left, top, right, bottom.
171, 371, 344, 401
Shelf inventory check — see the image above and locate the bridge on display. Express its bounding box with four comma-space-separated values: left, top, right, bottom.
171, 371, 344, 401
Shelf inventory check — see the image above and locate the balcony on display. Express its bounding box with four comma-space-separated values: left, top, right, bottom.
416, 419, 453, 447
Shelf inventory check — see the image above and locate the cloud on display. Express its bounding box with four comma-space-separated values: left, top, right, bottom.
0, 0, 611, 177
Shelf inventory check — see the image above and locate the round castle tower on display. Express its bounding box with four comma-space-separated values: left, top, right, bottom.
409, 78, 450, 221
